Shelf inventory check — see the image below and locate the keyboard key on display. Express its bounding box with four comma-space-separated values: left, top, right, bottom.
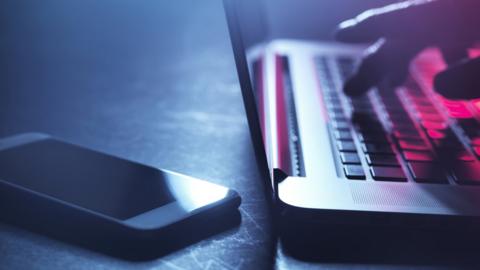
408, 162, 448, 183
392, 126, 419, 135
448, 109, 473, 119
442, 98, 467, 109
349, 96, 370, 105
365, 154, 400, 166
325, 94, 338, 103
350, 98, 371, 105
426, 129, 446, 139
459, 122, 480, 138
389, 114, 413, 123
337, 141, 357, 152
416, 111, 444, 122
404, 86, 426, 97
402, 151, 434, 162
323, 89, 339, 97
361, 143, 394, 154
384, 102, 408, 111
355, 121, 384, 129
351, 112, 380, 124
326, 96, 341, 103
343, 165, 366, 180
393, 130, 422, 140
370, 166, 407, 181
465, 129, 480, 138
324, 95, 341, 102
421, 121, 448, 130
398, 139, 430, 151
414, 105, 439, 115
329, 110, 346, 120
352, 109, 377, 117
327, 107, 344, 116
334, 130, 353, 141
453, 162, 480, 184
391, 122, 417, 131
469, 136, 480, 146
331, 121, 350, 130
382, 98, 404, 108
353, 115, 382, 126
473, 146, 480, 158
411, 98, 433, 106
456, 150, 476, 162
351, 103, 374, 111
357, 132, 388, 143
385, 107, 408, 115
458, 118, 480, 131
432, 139, 464, 150
331, 114, 347, 122
328, 107, 344, 114
340, 152, 361, 164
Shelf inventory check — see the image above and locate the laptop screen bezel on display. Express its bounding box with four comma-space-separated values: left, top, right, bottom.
223, 0, 274, 193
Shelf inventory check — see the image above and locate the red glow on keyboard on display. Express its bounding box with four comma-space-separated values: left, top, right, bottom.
426, 129, 445, 139
472, 99, 480, 111
469, 48, 480, 58
439, 96, 474, 119
457, 151, 476, 162
471, 137, 480, 146
422, 121, 448, 130
448, 110, 474, 119
416, 111, 443, 122
413, 49, 480, 120
473, 146, 480, 157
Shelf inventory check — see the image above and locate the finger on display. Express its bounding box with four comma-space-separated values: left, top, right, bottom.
344, 39, 423, 97
344, 39, 387, 96
434, 57, 480, 100
440, 45, 469, 66
335, 0, 440, 44
386, 55, 411, 88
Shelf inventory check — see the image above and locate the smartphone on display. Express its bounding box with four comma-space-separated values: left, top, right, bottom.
0, 133, 241, 256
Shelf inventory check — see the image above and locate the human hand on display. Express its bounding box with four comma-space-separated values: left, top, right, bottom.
335, 0, 480, 99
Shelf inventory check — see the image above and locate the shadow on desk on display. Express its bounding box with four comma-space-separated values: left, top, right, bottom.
1, 209, 241, 261
278, 220, 480, 268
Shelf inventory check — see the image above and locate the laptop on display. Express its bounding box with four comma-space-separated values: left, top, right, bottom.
224, 0, 480, 232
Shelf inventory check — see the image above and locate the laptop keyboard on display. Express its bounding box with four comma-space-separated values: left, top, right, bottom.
316, 51, 480, 185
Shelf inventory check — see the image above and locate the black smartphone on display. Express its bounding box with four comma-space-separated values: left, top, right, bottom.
0, 133, 241, 257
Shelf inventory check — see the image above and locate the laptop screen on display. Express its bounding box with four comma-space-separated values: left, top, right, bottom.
224, 0, 275, 185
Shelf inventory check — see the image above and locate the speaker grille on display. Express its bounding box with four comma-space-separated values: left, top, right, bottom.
350, 184, 443, 208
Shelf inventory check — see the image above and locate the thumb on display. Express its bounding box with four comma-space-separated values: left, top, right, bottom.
434, 57, 480, 100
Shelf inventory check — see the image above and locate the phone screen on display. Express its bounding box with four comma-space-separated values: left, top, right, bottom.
0, 139, 175, 220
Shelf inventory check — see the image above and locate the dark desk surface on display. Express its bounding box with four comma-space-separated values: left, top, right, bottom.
0, 1, 475, 269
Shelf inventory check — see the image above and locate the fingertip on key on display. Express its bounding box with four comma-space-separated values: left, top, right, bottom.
434, 58, 480, 100
433, 72, 450, 96
344, 76, 369, 97
434, 73, 479, 100
433, 71, 466, 100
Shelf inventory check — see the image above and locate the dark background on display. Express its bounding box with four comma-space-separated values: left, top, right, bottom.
3, 0, 463, 269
